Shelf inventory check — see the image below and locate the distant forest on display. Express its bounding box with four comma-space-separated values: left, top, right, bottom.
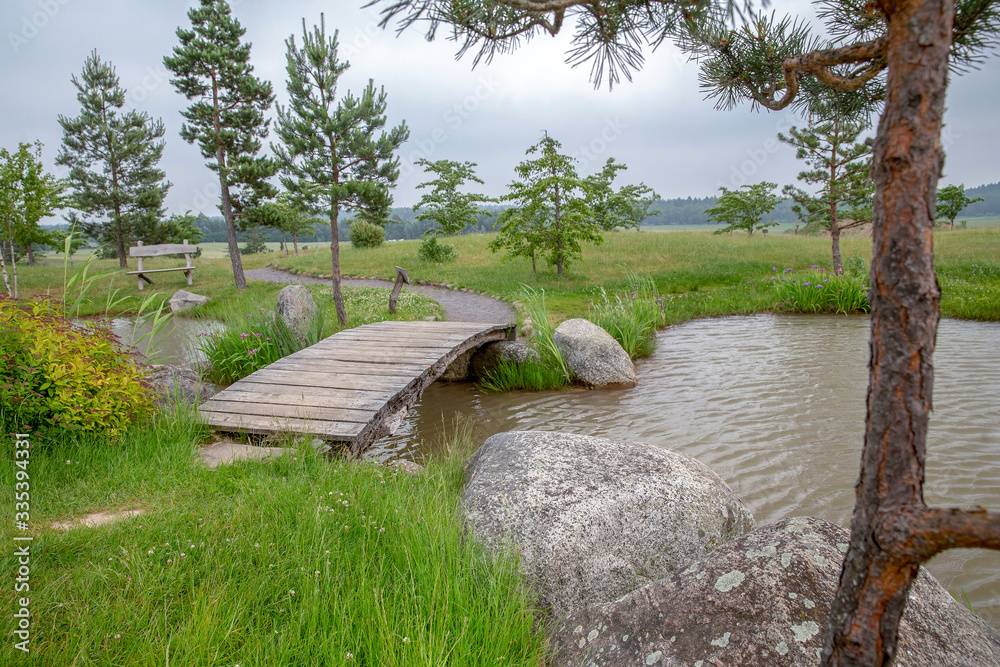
42, 181, 998, 245
189, 181, 999, 244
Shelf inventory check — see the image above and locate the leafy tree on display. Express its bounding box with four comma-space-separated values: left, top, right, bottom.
413, 158, 493, 236
616, 182, 661, 232
585, 158, 661, 231
56, 51, 170, 269
584, 158, 628, 231
164, 0, 277, 290
705, 181, 780, 237
493, 133, 600, 277
936, 184, 984, 228
247, 198, 315, 256
146, 212, 205, 258
0, 142, 63, 297
273, 14, 408, 324
374, 1, 1000, 663
780, 106, 873, 272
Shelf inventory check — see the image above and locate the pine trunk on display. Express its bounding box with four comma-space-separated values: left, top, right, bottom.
217, 150, 246, 291
26, 243, 35, 266
821, 0, 951, 662
329, 205, 347, 325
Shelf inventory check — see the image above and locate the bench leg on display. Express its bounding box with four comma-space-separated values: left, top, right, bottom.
185, 269, 193, 286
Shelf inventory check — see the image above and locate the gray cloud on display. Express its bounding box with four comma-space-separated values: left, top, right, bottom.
2, 0, 997, 223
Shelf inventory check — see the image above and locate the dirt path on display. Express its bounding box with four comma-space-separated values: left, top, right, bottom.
245, 267, 514, 325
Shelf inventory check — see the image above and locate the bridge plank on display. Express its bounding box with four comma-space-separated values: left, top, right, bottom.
199, 321, 515, 449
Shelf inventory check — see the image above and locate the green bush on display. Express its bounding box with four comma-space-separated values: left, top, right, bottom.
418, 235, 456, 262
349, 220, 385, 248
0, 297, 154, 437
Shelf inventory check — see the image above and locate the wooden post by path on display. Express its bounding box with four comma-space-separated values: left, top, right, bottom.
389, 266, 410, 314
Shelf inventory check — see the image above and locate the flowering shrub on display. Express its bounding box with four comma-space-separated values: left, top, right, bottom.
771, 265, 870, 314
197, 309, 302, 385
0, 297, 153, 437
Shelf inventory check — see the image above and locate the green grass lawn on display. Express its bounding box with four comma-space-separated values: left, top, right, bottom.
0, 412, 546, 665
270, 227, 1000, 323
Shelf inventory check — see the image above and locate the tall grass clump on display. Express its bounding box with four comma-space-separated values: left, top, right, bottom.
479, 287, 573, 392
771, 258, 870, 314
586, 273, 665, 359
0, 412, 548, 665
198, 304, 323, 385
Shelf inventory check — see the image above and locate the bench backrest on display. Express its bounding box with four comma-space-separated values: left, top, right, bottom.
129, 240, 197, 258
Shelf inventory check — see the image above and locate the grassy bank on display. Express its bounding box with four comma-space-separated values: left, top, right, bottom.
0, 412, 546, 665
271, 228, 1000, 323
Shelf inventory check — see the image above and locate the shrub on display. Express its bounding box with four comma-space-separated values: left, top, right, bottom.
586, 274, 665, 359
418, 235, 456, 262
0, 297, 154, 437
349, 220, 385, 248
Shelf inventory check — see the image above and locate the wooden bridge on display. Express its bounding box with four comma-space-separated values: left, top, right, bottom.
199, 321, 515, 454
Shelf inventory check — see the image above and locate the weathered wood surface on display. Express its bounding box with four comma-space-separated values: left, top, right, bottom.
200, 320, 515, 453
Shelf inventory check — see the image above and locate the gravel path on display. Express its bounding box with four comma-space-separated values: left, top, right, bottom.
245, 267, 514, 324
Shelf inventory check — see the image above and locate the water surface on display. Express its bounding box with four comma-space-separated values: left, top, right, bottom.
371, 315, 1000, 626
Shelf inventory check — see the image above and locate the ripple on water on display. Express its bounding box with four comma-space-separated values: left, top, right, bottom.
371, 314, 999, 627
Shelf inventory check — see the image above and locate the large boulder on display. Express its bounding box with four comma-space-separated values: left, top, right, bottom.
276, 284, 318, 344
553, 318, 636, 387
168, 290, 210, 312
551, 516, 1000, 666
145, 364, 216, 407
469, 340, 542, 377
462, 431, 755, 618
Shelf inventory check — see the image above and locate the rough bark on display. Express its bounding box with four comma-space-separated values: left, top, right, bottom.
818, 0, 1000, 663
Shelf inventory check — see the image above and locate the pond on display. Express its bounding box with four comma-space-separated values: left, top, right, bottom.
371, 314, 1000, 627
108, 315, 223, 366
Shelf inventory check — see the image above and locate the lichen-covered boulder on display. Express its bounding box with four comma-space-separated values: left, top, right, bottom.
551, 516, 1000, 666
462, 431, 755, 618
469, 340, 542, 377
168, 289, 210, 312
553, 318, 635, 387
276, 284, 318, 344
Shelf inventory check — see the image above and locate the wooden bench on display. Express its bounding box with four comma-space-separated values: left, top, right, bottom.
127, 240, 198, 291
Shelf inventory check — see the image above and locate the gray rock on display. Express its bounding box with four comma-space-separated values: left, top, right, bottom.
551, 516, 1000, 666
145, 364, 215, 407
441, 347, 476, 381
462, 431, 755, 618
553, 318, 636, 387
276, 284, 318, 344
470, 340, 542, 377
168, 290, 210, 312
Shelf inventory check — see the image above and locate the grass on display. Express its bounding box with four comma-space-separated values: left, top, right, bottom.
270, 227, 999, 323
0, 411, 547, 666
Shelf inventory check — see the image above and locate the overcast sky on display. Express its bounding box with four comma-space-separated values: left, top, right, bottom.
2, 0, 998, 221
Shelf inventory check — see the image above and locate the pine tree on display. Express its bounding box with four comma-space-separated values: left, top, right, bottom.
273, 14, 409, 325
163, 0, 277, 290
375, 1, 1000, 662
493, 133, 601, 277
779, 105, 873, 273
585, 158, 660, 231
0, 142, 62, 296
56, 51, 170, 269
